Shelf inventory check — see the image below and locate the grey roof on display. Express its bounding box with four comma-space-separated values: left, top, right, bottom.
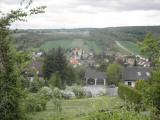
85, 68, 107, 79
25, 59, 44, 77
122, 67, 152, 81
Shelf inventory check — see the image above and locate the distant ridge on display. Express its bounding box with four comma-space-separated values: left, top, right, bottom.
13, 26, 160, 52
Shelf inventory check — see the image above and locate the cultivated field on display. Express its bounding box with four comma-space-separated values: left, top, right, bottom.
40, 39, 103, 54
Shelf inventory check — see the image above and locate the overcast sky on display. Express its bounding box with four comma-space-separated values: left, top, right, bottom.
1, 0, 160, 29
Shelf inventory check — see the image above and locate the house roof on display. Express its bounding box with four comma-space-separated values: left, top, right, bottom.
84, 68, 107, 80
25, 59, 44, 77
122, 67, 152, 81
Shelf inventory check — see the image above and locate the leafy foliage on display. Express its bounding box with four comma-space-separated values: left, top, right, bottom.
87, 109, 150, 120
140, 33, 160, 65
43, 48, 67, 80
135, 80, 147, 93
145, 70, 160, 111
0, 0, 46, 119
106, 63, 122, 85
38, 86, 52, 101
49, 72, 62, 89
52, 88, 62, 113
43, 48, 81, 89
24, 93, 47, 113
29, 73, 43, 93
71, 85, 85, 98
118, 84, 142, 105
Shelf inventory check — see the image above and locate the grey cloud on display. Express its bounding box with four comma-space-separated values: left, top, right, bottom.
77, 0, 160, 11
1, 0, 160, 12
0, 0, 21, 5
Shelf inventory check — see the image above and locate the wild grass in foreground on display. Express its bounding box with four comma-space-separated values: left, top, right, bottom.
27, 96, 150, 120
28, 96, 122, 120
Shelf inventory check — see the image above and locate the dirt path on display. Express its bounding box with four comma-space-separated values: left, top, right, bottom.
115, 41, 133, 54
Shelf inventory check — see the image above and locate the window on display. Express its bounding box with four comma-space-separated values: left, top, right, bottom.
137, 72, 141, 76
146, 72, 150, 77
96, 79, 104, 85
128, 82, 132, 86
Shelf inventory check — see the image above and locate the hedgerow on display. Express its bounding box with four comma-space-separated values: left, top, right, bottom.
118, 83, 142, 104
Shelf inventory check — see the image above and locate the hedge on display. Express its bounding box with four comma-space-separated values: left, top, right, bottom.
118, 83, 142, 104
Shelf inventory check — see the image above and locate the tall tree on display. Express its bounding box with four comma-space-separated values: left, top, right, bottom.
49, 72, 62, 89
43, 47, 68, 88
55, 47, 67, 85
43, 48, 56, 80
55, 47, 67, 72
106, 63, 122, 85
140, 33, 160, 66
0, 1, 45, 119
144, 70, 160, 119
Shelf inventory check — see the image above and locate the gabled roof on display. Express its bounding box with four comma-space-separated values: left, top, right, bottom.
122, 67, 152, 81
25, 59, 44, 77
84, 68, 107, 79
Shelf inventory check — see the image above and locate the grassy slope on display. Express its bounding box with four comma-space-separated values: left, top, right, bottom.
86, 41, 103, 54
117, 41, 141, 55
29, 96, 123, 120
40, 40, 73, 51
40, 39, 103, 54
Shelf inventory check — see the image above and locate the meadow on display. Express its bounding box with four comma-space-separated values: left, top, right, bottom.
28, 96, 123, 120
118, 41, 141, 55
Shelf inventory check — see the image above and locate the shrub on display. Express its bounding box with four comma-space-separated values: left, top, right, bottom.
24, 93, 47, 113
49, 73, 62, 89
135, 80, 147, 93
118, 83, 142, 104
84, 90, 92, 98
38, 86, 52, 101
71, 85, 85, 98
61, 91, 76, 99
52, 87, 62, 99
29, 75, 42, 93
52, 87, 62, 112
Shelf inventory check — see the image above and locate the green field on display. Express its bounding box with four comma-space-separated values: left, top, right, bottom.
40, 40, 73, 51
86, 41, 103, 54
40, 39, 103, 54
118, 41, 141, 55
28, 96, 123, 120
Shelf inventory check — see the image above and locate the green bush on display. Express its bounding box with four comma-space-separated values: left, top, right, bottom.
71, 85, 85, 98
24, 93, 47, 113
135, 80, 147, 93
118, 83, 142, 104
52, 87, 62, 99
61, 91, 76, 99
52, 88, 62, 113
87, 110, 150, 120
38, 86, 52, 101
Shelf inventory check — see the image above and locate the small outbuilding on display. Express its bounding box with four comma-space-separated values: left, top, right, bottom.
84, 68, 107, 86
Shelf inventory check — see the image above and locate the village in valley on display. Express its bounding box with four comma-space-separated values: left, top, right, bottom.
15, 29, 157, 120
26, 45, 152, 97
1, 0, 160, 120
